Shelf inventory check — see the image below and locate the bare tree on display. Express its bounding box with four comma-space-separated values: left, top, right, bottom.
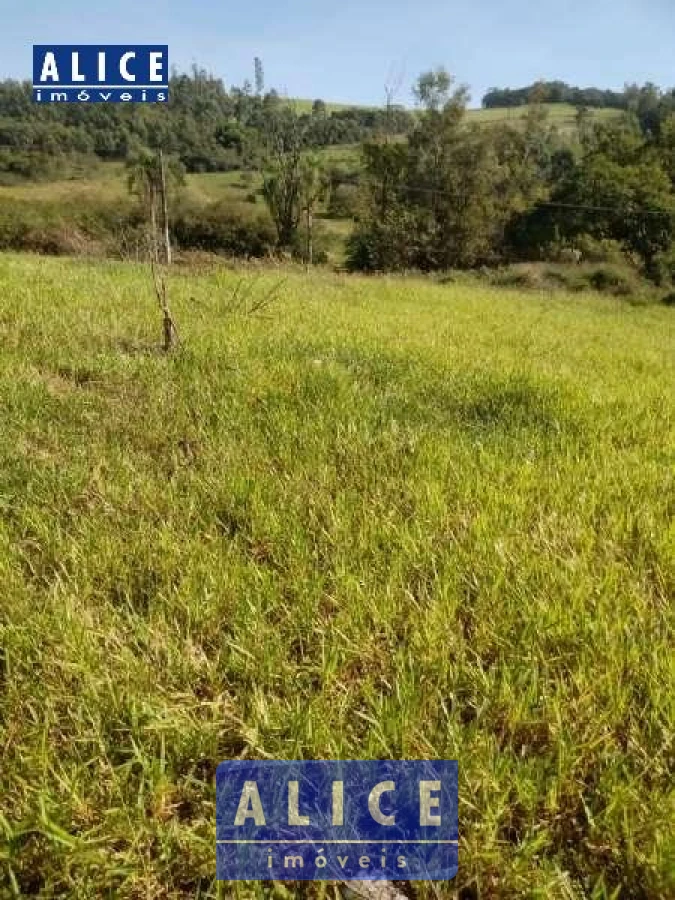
150, 255, 179, 351
126, 147, 181, 349
262, 109, 305, 249
158, 149, 172, 266
384, 61, 406, 141
299, 154, 330, 266
126, 146, 183, 265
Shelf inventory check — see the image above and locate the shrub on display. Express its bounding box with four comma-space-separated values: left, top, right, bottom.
327, 183, 360, 218
288, 222, 332, 265
172, 200, 276, 257
652, 247, 675, 286
0, 196, 278, 261
345, 226, 378, 272
478, 262, 645, 298
0, 198, 140, 256
542, 267, 587, 292
489, 266, 543, 290
0, 150, 102, 185
586, 265, 635, 296
543, 263, 639, 296
22, 225, 102, 256
574, 235, 626, 264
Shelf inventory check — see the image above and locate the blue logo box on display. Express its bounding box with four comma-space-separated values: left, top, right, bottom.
32, 45, 168, 103
216, 760, 458, 880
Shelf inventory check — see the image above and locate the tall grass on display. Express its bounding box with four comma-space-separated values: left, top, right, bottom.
0, 253, 673, 899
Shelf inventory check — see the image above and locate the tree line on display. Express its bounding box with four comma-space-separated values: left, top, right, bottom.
482, 80, 675, 124
0, 64, 414, 181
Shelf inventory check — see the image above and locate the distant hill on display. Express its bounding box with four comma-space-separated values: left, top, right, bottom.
288, 99, 623, 133
466, 102, 622, 133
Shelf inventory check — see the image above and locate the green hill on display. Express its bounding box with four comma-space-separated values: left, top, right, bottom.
287, 99, 623, 128
467, 102, 622, 133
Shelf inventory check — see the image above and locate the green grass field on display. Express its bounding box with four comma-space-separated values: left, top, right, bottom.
0, 252, 673, 899
0, 164, 263, 206
466, 103, 621, 131
284, 99, 623, 130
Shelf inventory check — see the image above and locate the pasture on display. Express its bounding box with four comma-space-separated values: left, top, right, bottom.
0, 252, 673, 898
467, 103, 621, 133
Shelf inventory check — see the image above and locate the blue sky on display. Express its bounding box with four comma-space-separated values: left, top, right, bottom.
1, 0, 674, 107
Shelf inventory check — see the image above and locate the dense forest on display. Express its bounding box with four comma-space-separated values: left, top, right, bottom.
0, 65, 674, 286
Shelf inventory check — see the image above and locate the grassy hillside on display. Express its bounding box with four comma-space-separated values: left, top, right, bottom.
467, 102, 622, 130
0, 163, 260, 205
0, 158, 360, 264
0, 252, 673, 898
285, 99, 623, 128
0, 153, 360, 204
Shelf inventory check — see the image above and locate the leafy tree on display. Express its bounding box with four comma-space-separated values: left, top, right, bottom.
508, 117, 674, 274
311, 99, 327, 118
412, 67, 455, 112
261, 109, 332, 256
563, 156, 673, 273
658, 114, 675, 186
0, 68, 417, 180
350, 69, 556, 271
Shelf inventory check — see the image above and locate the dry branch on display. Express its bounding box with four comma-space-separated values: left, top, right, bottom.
150, 253, 179, 351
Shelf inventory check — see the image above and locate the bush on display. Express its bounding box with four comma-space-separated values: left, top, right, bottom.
172, 200, 276, 257
652, 247, 675, 286
0, 197, 140, 256
574, 235, 626, 265
586, 265, 635, 295
542, 267, 587, 291
288, 222, 332, 265
543, 263, 639, 296
327, 183, 360, 218
478, 262, 645, 298
0, 150, 102, 185
345, 210, 423, 273
345, 227, 378, 272
0, 195, 278, 261
489, 266, 543, 290
22, 225, 102, 256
